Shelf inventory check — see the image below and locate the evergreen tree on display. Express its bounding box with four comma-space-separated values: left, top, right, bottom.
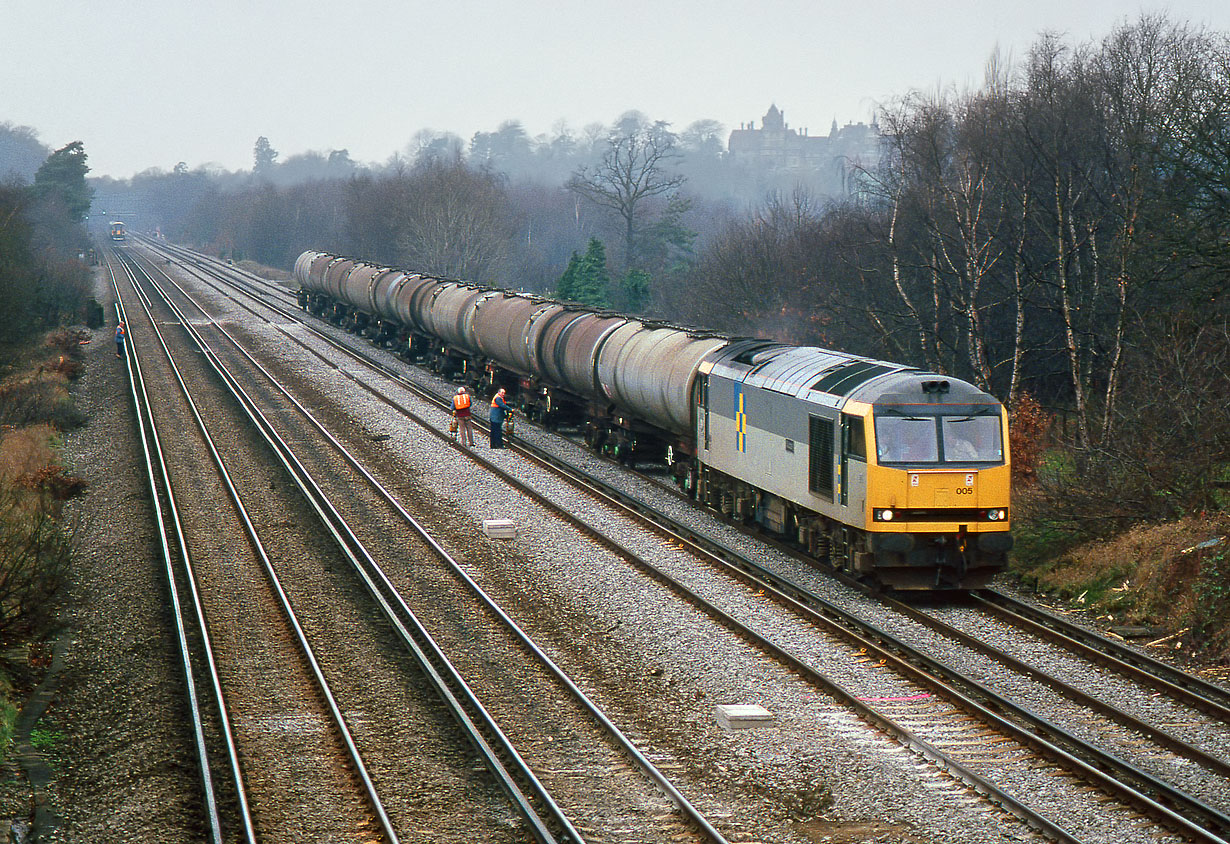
556, 238, 611, 308
620, 269, 651, 313
253, 136, 278, 175
557, 250, 582, 300
577, 238, 611, 308
637, 195, 696, 276
32, 141, 92, 223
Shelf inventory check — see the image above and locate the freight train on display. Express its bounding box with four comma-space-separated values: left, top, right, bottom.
294, 250, 1012, 590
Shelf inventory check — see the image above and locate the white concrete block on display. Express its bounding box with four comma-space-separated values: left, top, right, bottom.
715, 704, 775, 731
482, 519, 518, 539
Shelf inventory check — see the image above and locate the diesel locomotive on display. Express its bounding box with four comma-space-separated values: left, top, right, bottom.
294, 250, 1012, 590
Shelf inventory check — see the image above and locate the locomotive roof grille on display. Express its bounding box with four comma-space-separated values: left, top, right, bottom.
732, 342, 786, 365
810, 362, 894, 396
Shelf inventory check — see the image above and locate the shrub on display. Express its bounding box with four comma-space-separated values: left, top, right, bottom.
1009, 393, 1052, 484
1189, 542, 1230, 660
0, 481, 73, 645
0, 424, 80, 645
0, 696, 17, 765
0, 370, 86, 432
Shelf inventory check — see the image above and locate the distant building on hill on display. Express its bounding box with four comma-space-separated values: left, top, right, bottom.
727, 104, 881, 196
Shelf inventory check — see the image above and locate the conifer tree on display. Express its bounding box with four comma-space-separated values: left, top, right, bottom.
557, 250, 582, 301
557, 238, 611, 308
32, 141, 92, 223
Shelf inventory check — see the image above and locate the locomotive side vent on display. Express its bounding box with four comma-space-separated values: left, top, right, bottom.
809, 416, 834, 500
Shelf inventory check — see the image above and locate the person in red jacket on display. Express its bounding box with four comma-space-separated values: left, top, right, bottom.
452, 386, 475, 447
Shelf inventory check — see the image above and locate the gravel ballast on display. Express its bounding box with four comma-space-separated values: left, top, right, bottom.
7, 251, 1224, 843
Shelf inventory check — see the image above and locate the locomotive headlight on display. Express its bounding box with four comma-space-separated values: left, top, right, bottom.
985, 509, 1007, 521
875, 509, 894, 521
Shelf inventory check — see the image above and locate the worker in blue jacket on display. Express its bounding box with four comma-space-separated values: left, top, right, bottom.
489, 388, 510, 448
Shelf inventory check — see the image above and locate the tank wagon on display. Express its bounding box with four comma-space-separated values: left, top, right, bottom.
295, 250, 1012, 590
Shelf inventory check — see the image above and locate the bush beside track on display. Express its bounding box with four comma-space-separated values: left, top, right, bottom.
1009, 510, 1230, 666
0, 330, 88, 764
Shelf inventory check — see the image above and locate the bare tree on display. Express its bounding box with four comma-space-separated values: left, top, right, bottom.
1015, 35, 1107, 447
406, 129, 464, 166
397, 159, 516, 282
566, 121, 685, 269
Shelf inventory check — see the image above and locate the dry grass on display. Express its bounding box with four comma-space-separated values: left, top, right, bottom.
0, 330, 90, 433
0, 424, 85, 508
0, 424, 57, 485
1022, 514, 1230, 662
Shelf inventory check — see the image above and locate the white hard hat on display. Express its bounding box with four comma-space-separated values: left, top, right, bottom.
457, 387, 465, 393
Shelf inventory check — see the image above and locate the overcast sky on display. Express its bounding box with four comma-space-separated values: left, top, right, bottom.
6, 0, 1230, 179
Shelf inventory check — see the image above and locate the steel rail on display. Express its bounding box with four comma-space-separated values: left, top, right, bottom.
116, 251, 403, 843
121, 250, 578, 843
132, 245, 1087, 843
107, 252, 247, 844
873, 593, 1230, 778
133, 247, 734, 843
975, 589, 1230, 718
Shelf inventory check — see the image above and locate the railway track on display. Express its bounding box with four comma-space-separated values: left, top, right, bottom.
109, 251, 397, 841
106, 255, 239, 844
130, 239, 1230, 843
115, 243, 741, 843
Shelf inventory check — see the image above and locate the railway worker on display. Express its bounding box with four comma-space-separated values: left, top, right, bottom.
489, 388, 511, 449
452, 386, 475, 447
115, 322, 126, 358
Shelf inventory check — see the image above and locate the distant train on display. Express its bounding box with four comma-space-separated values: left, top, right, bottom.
109, 221, 126, 242
295, 250, 1012, 590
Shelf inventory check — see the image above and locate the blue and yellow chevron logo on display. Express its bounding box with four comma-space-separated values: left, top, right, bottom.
735, 387, 746, 452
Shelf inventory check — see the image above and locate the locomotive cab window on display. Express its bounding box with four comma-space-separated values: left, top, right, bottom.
940, 413, 1002, 463
841, 414, 866, 461
875, 410, 1003, 464
875, 414, 939, 464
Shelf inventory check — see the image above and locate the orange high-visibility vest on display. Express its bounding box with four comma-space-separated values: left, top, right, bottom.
453, 393, 471, 412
